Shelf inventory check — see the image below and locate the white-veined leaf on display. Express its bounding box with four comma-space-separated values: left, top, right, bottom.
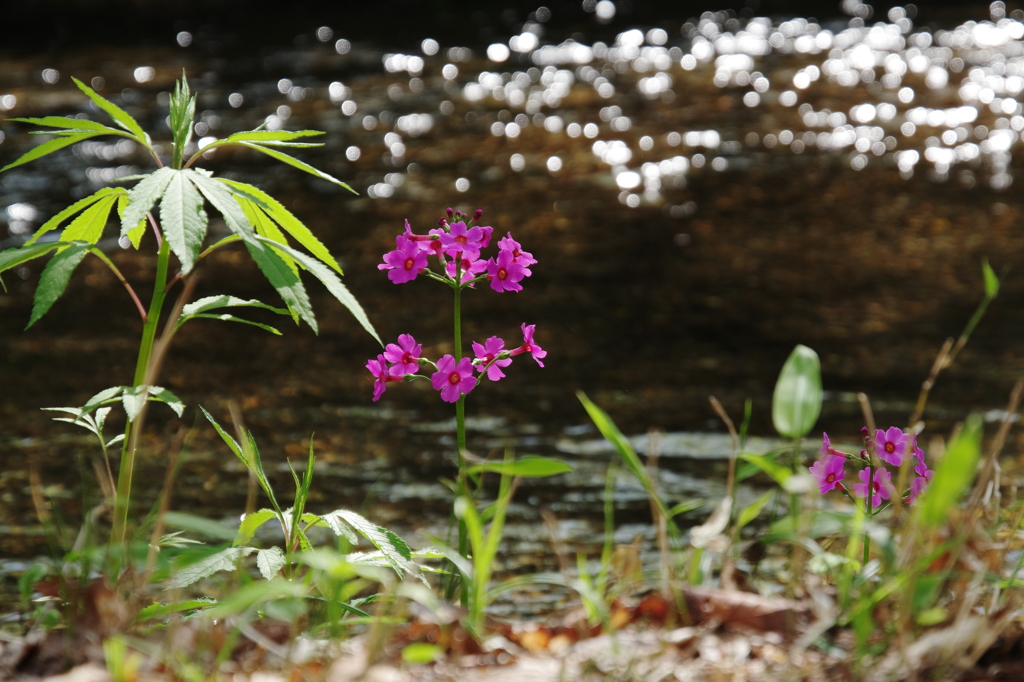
160, 170, 207, 274
120, 167, 175, 235
256, 547, 286, 580
166, 547, 256, 589
319, 509, 414, 576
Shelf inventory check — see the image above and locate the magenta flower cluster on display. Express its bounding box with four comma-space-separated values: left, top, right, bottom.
367, 208, 546, 404
367, 325, 546, 403
378, 208, 536, 292
809, 427, 934, 508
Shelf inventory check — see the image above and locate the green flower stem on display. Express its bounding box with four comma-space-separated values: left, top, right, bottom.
453, 281, 471, 605
111, 235, 172, 546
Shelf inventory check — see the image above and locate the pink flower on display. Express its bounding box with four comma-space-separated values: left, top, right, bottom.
379, 236, 429, 284
854, 467, 893, 507
440, 221, 486, 260
485, 249, 526, 292
820, 432, 850, 457
478, 225, 494, 248
472, 336, 512, 381
913, 444, 930, 477
509, 323, 546, 367
383, 333, 422, 375
445, 253, 487, 284
431, 355, 477, 403
809, 454, 846, 494
498, 232, 536, 276
874, 427, 908, 466
906, 472, 933, 505
366, 353, 401, 401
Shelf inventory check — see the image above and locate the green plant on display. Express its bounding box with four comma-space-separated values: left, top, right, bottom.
0, 73, 378, 549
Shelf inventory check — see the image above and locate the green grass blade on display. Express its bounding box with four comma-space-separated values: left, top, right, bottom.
59, 195, 118, 244
221, 178, 342, 273
160, 170, 208, 274
71, 77, 150, 147
982, 258, 1000, 298
120, 167, 175, 235
0, 132, 99, 173
198, 405, 245, 466
735, 489, 776, 532
236, 141, 354, 192
255, 236, 379, 344
916, 414, 983, 528
27, 242, 90, 328
467, 456, 572, 478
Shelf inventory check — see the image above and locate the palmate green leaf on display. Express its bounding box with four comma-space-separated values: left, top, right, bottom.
235, 509, 279, 546
258, 237, 379, 344
222, 178, 342, 274
117, 194, 147, 249
24, 187, 125, 246
27, 242, 90, 328
244, 239, 315, 331
223, 129, 324, 144
8, 115, 133, 137
235, 141, 354, 192
185, 169, 252, 235
59, 195, 119, 244
319, 510, 415, 577
771, 344, 822, 439
166, 546, 256, 589
235, 195, 299, 277
256, 547, 286, 580
71, 77, 151, 147
916, 414, 983, 528
0, 132, 100, 173
120, 167, 175, 235
0, 242, 64, 290
160, 171, 208, 274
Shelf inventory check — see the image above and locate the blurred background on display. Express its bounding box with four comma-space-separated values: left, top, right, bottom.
2, 0, 1024, 612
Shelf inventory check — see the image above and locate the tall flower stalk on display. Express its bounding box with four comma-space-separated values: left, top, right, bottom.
368, 208, 545, 578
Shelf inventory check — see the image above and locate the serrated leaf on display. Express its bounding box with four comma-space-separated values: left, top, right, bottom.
256, 547, 286, 580
117, 194, 146, 249
982, 258, 1000, 298
27, 242, 90, 328
145, 385, 185, 417
320, 510, 415, 576
243, 238, 315, 332
166, 547, 256, 589
317, 513, 358, 544
121, 385, 149, 422
185, 170, 253, 237
199, 406, 245, 465
181, 295, 290, 319
161, 171, 207, 274
81, 385, 126, 414
0, 243, 63, 286
236, 141, 354, 192
235, 509, 279, 546
121, 167, 175, 236
236, 196, 299, 277
71, 77, 150, 147
222, 178, 342, 274
772, 344, 822, 439
25, 188, 125, 246
9, 116, 134, 136
59, 195, 118, 244
0, 132, 100, 173
257, 237, 379, 344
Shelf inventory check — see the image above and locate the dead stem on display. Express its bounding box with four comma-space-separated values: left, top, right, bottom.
968, 379, 1023, 513
645, 429, 671, 597
908, 337, 954, 430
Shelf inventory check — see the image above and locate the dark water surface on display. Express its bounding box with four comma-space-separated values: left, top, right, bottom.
4, 2, 1024, 614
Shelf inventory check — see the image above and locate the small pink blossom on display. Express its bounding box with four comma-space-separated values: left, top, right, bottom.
913, 444, 930, 477
366, 353, 401, 401
809, 454, 846, 494
874, 427, 908, 466
383, 333, 422, 375
509, 323, 546, 367
472, 336, 512, 381
906, 471, 933, 505
854, 467, 893, 507
498, 232, 536, 276
820, 432, 850, 457
379, 236, 428, 284
445, 253, 487, 284
431, 355, 477, 403
440, 221, 486, 260
485, 249, 526, 292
